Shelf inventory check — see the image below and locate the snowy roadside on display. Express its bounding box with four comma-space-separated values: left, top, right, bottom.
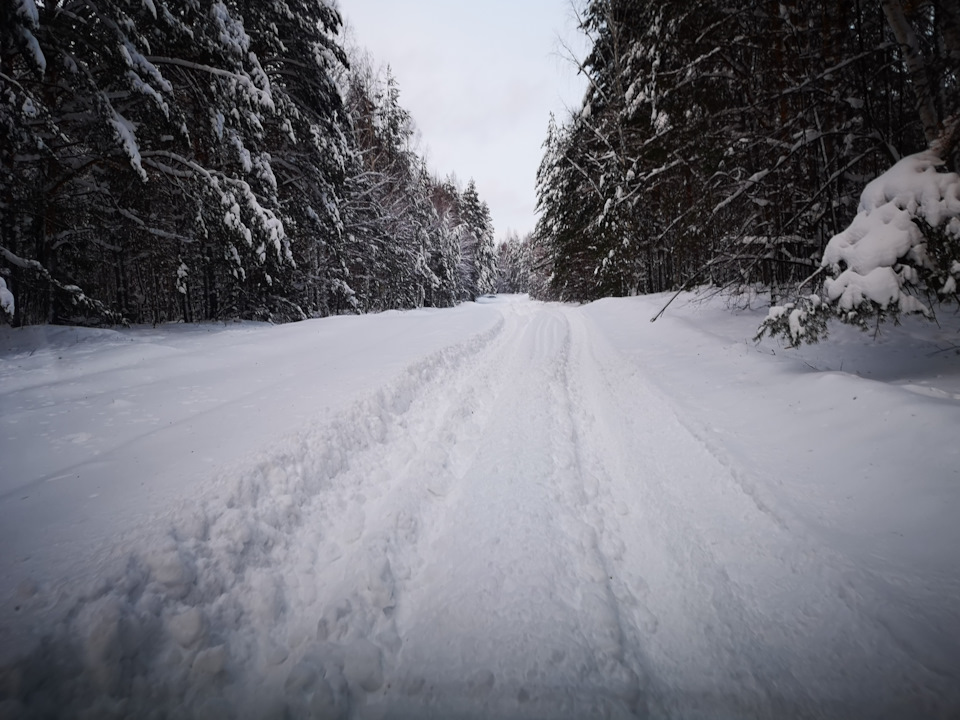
586, 292, 960, 578
583, 293, 960, 714
0, 304, 501, 649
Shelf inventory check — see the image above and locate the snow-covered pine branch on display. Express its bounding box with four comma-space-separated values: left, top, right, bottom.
0, 277, 15, 323
759, 150, 960, 345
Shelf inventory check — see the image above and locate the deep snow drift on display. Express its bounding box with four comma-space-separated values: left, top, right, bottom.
1, 294, 958, 719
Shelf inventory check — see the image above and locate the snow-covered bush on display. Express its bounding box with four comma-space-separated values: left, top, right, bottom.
759, 150, 960, 345
0, 277, 14, 323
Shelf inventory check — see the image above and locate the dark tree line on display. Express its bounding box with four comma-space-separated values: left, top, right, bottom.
0, 0, 498, 326
531, 0, 960, 325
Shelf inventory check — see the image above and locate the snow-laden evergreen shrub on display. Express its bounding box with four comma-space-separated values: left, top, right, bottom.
759, 150, 960, 345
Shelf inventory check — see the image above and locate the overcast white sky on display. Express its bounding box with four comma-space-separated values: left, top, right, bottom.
338, 1, 589, 241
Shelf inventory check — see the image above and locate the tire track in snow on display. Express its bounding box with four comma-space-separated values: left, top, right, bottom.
563, 308, 779, 717
373, 305, 644, 719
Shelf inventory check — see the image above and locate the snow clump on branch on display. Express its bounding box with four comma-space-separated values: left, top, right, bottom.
759, 150, 960, 345
0, 277, 14, 322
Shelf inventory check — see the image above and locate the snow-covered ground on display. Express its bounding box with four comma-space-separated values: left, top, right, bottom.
1, 294, 958, 719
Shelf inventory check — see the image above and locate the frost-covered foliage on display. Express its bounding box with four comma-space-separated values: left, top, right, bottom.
459, 180, 498, 299
339, 62, 495, 311
534, 114, 611, 301
496, 230, 552, 298
760, 151, 960, 345
0, 0, 492, 326
0, 277, 14, 322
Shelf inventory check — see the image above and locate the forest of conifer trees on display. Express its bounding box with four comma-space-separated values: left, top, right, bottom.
5, 1, 959, 338
528, 0, 959, 342
1, 0, 498, 327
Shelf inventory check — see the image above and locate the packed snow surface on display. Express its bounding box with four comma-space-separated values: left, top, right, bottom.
1, 294, 959, 718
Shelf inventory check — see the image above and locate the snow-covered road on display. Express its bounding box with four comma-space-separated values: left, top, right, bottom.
2, 296, 959, 718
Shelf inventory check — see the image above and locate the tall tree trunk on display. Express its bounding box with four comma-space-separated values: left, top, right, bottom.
881, 0, 941, 144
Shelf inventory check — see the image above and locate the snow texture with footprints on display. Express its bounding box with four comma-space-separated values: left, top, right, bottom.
1, 295, 959, 718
